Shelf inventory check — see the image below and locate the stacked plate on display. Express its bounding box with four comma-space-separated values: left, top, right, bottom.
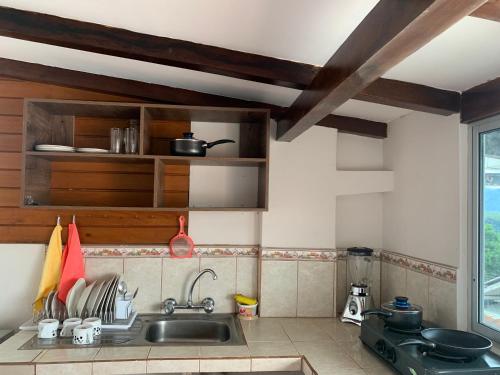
42, 274, 123, 323
34, 145, 110, 153
35, 144, 75, 152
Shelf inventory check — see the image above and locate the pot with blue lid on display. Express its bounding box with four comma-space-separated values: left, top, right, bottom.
362, 296, 423, 330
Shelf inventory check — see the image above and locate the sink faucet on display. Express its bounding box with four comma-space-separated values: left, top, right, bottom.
163, 268, 217, 315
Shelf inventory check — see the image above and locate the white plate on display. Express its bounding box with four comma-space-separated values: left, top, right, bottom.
77, 281, 95, 318
35, 144, 75, 152
76, 148, 109, 153
102, 275, 118, 321
93, 279, 111, 317
44, 290, 55, 319
86, 280, 104, 317
66, 278, 86, 318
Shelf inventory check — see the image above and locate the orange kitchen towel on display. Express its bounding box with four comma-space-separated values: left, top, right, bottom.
57, 223, 85, 302
33, 224, 63, 312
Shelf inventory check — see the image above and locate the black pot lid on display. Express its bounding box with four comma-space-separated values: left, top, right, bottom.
347, 247, 374, 256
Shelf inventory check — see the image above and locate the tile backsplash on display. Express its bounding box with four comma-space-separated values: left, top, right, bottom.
84, 247, 259, 314
82, 246, 458, 325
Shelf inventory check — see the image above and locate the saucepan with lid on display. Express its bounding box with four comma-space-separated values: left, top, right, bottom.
170, 132, 235, 157
362, 296, 423, 331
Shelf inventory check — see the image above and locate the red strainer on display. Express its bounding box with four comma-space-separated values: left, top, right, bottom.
169, 216, 194, 258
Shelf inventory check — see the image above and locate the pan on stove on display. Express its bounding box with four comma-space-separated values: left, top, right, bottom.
398, 328, 492, 359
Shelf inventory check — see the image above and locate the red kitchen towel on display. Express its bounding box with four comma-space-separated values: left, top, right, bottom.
58, 223, 85, 302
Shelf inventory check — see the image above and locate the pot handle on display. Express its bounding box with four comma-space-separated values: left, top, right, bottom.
205, 139, 236, 148
398, 339, 436, 352
361, 309, 392, 318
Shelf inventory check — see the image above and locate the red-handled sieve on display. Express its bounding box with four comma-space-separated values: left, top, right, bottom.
169, 215, 194, 258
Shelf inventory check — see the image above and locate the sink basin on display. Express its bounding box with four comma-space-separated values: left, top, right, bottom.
145, 320, 230, 343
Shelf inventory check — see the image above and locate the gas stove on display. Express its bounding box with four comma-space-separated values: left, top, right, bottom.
360, 317, 500, 374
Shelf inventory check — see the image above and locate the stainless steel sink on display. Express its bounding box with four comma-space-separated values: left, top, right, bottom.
145, 320, 230, 343
20, 313, 246, 349
141, 313, 243, 345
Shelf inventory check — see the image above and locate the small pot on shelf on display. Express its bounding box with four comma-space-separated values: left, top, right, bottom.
170, 132, 235, 157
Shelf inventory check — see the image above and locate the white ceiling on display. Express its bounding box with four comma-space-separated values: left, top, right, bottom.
0, 0, 498, 124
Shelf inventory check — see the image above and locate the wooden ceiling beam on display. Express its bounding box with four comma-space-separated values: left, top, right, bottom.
0, 6, 459, 116
470, 0, 500, 22
277, 0, 486, 141
0, 57, 386, 138
461, 77, 500, 123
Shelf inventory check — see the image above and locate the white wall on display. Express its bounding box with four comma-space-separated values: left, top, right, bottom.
261, 122, 337, 248
335, 133, 384, 249
0, 244, 45, 329
383, 112, 462, 267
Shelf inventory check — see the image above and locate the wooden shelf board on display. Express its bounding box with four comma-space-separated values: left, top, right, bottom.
26, 151, 266, 166
23, 205, 266, 212
159, 155, 266, 166
26, 151, 154, 162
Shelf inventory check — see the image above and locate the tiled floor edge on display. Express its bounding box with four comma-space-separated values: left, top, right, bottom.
381, 249, 457, 283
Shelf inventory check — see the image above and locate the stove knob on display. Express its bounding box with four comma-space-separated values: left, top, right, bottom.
349, 301, 358, 315
386, 348, 397, 363
375, 340, 386, 354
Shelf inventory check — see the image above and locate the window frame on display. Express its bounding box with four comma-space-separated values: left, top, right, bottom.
471, 114, 500, 342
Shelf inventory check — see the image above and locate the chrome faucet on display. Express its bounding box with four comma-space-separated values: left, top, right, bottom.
163, 268, 217, 315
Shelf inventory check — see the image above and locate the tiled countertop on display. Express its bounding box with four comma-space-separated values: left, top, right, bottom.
0, 318, 397, 375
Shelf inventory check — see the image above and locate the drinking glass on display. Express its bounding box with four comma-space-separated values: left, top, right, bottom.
110, 128, 122, 153
123, 127, 138, 154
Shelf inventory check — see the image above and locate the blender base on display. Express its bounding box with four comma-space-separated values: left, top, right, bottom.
341, 293, 371, 326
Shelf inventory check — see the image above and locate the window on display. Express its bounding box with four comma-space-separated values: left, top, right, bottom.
472, 116, 500, 341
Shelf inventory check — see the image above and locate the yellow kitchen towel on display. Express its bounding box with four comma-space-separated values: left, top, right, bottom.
33, 224, 63, 312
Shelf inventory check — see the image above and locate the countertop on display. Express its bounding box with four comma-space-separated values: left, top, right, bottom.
0, 317, 397, 375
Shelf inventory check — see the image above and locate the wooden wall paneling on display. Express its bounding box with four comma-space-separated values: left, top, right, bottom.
74, 117, 130, 149
0, 188, 19, 206
162, 163, 190, 208
0, 152, 21, 169
0, 115, 22, 133
149, 119, 190, 156
49, 159, 154, 208
24, 156, 51, 205
0, 98, 23, 115
0, 134, 22, 152
24, 102, 74, 150
0, 79, 138, 102
0, 79, 188, 243
153, 158, 165, 208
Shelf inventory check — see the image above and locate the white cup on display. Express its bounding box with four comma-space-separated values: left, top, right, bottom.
60, 318, 82, 337
38, 318, 59, 339
83, 317, 102, 337
72, 324, 94, 345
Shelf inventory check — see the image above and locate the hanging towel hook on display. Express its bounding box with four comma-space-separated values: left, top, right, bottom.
56, 215, 61, 226
72, 214, 76, 224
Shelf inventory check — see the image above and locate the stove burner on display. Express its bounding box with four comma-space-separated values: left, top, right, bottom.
386, 325, 423, 335
424, 350, 475, 363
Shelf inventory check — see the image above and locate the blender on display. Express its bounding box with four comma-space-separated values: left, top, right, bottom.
341, 247, 373, 326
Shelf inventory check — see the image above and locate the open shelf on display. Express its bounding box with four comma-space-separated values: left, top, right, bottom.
22, 99, 270, 211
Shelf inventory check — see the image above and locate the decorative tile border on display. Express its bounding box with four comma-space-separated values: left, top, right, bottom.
381, 250, 457, 283
82, 246, 259, 258
260, 248, 337, 261
335, 248, 382, 261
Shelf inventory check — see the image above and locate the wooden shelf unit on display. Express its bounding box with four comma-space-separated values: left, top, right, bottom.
22, 99, 270, 211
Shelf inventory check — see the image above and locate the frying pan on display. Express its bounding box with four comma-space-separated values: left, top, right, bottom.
398, 328, 492, 359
